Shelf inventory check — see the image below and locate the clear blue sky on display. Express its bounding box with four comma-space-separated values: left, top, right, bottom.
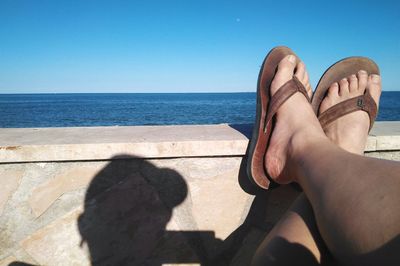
0, 0, 399, 93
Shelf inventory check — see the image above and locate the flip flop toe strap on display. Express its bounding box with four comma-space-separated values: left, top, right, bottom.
318, 91, 377, 132
264, 76, 310, 132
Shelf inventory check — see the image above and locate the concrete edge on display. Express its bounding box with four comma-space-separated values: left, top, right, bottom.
0, 122, 399, 163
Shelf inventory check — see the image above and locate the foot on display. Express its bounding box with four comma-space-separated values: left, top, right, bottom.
319, 71, 382, 154
265, 55, 325, 183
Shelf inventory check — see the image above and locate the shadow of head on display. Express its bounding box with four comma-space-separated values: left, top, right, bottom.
77, 155, 190, 265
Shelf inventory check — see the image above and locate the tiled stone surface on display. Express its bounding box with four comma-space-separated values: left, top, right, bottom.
0, 256, 16, 266
3, 248, 37, 265
367, 121, 400, 151
0, 162, 118, 253
0, 169, 23, 216
370, 121, 400, 135
365, 151, 400, 161
20, 207, 89, 266
0, 156, 261, 265
189, 172, 251, 240
364, 135, 376, 151
28, 166, 101, 217
376, 136, 400, 150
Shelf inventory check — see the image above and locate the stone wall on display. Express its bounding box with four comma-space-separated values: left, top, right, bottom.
0, 123, 399, 265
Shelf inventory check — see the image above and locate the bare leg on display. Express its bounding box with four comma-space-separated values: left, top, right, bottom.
252, 57, 328, 265
252, 193, 331, 265
251, 55, 400, 265
252, 68, 382, 265
289, 131, 400, 265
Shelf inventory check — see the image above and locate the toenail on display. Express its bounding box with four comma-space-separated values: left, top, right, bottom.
288, 55, 296, 63
372, 74, 380, 83
341, 78, 347, 82
358, 70, 367, 75
332, 82, 338, 87
351, 74, 356, 79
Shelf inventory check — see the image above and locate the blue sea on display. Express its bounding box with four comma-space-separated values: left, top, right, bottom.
0, 92, 399, 128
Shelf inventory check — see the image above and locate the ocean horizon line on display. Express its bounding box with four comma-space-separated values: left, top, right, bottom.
1, 92, 400, 128
0, 91, 259, 95
1, 90, 399, 95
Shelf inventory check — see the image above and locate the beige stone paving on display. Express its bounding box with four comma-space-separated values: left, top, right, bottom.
0, 157, 256, 265
28, 166, 101, 217
20, 207, 89, 266
0, 169, 23, 216
0, 256, 16, 266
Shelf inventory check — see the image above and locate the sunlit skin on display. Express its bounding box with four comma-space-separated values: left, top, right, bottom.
252, 55, 399, 266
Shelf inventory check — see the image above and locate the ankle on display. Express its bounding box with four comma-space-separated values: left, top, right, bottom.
337, 140, 366, 155
286, 128, 328, 180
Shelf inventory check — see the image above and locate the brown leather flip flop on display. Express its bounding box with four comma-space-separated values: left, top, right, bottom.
246, 46, 310, 190
312, 57, 380, 132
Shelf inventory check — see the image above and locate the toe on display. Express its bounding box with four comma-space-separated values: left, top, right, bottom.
357, 70, 368, 92
271, 55, 297, 94
349, 74, 359, 95
295, 62, 312, 99
294, 61, 305, 81
319, 82, 339, 114
339, 78, 350, 97
303, 71, 313, 99
328, 82, 340, 99
368, 74, 382, 108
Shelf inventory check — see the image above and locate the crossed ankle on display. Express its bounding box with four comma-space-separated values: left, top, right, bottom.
287, 130, 329, 177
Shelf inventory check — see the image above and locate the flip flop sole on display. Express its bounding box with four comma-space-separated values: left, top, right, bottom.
246, 46, 300, 190
312, 57, 379, 115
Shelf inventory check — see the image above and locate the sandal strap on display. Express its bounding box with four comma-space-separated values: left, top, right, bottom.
318, 91, 377, 131
264, 76, 310, 132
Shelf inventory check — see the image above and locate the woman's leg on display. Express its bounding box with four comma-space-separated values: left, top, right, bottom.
252, 69, 382, 265
251, 55, 399, 265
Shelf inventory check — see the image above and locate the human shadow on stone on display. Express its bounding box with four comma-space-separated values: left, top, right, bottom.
212, 184, 301, 265
77, 155, 223, 265
229, 123, 253, 139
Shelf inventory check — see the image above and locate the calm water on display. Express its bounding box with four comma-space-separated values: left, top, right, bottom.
0, 92, 399, 128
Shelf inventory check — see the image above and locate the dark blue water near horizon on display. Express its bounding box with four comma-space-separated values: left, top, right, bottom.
1, 92, 399, 128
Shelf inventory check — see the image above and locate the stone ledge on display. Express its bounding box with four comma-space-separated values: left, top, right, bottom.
0, 122, 399, 163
